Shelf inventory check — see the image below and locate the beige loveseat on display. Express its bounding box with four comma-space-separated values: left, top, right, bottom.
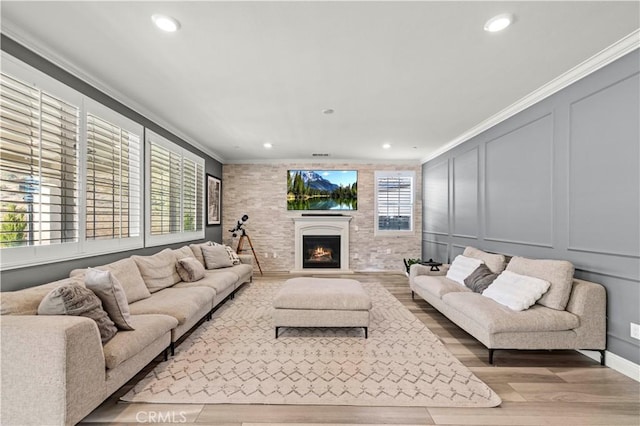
409, 247, 606, 365
0, 242, 253, 426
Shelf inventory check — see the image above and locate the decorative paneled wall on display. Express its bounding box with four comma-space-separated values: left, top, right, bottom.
422, 50, 640, 365
223, 163, 422, 273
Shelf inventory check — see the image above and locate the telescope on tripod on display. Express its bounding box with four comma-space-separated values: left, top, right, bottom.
229, 214, 263, 275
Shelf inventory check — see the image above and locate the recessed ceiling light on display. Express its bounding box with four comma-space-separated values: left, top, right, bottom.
382, 143, 391, 149
484, 13, 514, 32
263, 143, 273, 149
152, 14, 181, 32
322, 108, 335, 115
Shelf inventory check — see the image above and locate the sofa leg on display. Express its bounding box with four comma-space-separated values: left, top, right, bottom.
170, 342, 175, 357
364, 327, 368, 339
599, 350, 606, 366
411, 290, 414, 300
488, 349, 494, 364
275, 327, 279, 339
163, 347, 169, 361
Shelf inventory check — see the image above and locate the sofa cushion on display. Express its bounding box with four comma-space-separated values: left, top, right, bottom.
0, 276, 85, 315
128, 287, 215, 326
85, 268, 134, 330
413, 275, 472, 299
172, 245, 195, 261
446, 255, 484, 286
203, 270, 238, 291
463, 247, 506, 274
202, 245, 234, 269
506, 256, 575, 311
464, 264, 498, 293
482, 271, 551, 311
177, 257, 206, 282
132, 249, 182, 293
102, 314, 178, 369
442, 292, 579, 334
173, 269, 237, 295
37, 285, 118, 344
70, 258, 151, 304
189, 241, 214, 266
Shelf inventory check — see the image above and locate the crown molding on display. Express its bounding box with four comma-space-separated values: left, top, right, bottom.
421, 29, 640, 164
223, 158, 422, 165
0, 27, 226, 164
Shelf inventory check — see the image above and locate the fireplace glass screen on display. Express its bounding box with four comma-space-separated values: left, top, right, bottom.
303, 235, 340, 269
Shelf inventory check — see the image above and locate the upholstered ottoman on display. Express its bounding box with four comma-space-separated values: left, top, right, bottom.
273, 277, 372, 338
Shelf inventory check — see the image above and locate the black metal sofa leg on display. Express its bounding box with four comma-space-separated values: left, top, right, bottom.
488, 349, 495, 364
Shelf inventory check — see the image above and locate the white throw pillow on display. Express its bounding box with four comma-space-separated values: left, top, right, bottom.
446, 255, 484, 286
482, 270, 551, 311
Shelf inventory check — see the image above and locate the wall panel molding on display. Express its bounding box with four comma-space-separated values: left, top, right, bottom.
452, 146, 479, 239
484, 113, 555, 247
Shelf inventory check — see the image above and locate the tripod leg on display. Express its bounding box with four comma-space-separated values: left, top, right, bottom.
236, 235, 245, 254
245, 235, 263, 275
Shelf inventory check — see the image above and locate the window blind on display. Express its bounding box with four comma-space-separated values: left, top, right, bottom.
0, 72, 79, 247
86, 113, 141, 240
147, 131, 205, 243
376, 173, 414, 232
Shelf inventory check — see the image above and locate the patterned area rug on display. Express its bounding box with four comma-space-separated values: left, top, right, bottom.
121, 279, 501, 407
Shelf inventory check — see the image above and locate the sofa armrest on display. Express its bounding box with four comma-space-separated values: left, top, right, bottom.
1, 315, 107, 425
238, 254, 254, 266
409, 263, 449, 280
565, 279, 607, 350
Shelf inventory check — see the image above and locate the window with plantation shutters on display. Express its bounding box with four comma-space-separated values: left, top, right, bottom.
85, 102, 142, 246
1, 54, 143, 269
146, 131, 204, 246
0, 71, 80, 250
375, 171, 415, 234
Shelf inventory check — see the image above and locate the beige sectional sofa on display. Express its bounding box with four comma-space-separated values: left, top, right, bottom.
0, 242, 253, 426
409, 247, 606, 365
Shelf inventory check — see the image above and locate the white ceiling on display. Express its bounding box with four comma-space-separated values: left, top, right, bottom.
1, 1, 638, 163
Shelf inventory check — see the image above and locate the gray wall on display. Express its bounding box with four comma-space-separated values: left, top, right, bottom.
0, 35, 223, 291
422, 50, 640, 365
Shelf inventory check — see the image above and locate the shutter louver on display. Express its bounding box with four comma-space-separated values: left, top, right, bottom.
147, 132, 205, 242
377, 175, 413, 232
0, 72, 79, 247
86, 113, 141, 240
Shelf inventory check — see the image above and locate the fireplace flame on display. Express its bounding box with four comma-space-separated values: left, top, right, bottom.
309, 246, 333, 261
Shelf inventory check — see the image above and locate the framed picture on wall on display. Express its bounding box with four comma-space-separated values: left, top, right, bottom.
206, 174, 221, 225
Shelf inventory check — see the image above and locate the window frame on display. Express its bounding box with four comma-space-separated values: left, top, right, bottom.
145, 130, 205, 247
374, 170, 415, 236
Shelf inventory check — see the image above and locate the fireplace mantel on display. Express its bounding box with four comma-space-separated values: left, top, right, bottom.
292, 215, 352, 273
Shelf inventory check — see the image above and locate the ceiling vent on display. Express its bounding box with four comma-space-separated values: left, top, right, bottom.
312, 153, 330, 157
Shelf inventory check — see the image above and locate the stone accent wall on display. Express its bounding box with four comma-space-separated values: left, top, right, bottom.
222, 163, 422, 272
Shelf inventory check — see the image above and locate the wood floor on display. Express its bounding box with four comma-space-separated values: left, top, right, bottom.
80, 273, 640, 425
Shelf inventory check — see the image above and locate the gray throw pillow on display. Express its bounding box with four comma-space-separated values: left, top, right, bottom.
464, 264, 498, 293
177, 257, 206, 282
202, 244, 234, 269
85, 268, 135, 330
38, 285, 118, 344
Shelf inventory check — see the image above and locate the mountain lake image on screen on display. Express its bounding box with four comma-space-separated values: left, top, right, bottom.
287, 170, 357, 210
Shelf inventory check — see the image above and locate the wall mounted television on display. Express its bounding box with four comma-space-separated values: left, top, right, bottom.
287, 170, 357, 211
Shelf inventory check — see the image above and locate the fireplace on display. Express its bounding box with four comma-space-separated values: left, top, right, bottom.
292, 215, 352, 273
303, 235, 340, 269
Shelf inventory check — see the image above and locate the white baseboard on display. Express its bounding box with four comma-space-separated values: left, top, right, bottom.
579, 350, 640, 382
